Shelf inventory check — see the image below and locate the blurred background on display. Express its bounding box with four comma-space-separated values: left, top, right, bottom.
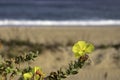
0, 0, 120, 80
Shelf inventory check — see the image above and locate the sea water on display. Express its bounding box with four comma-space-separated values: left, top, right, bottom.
0, 0, 120, 26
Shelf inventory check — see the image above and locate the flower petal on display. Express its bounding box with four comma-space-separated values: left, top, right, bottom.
72, 43, 80, 53
85, 43, 94, 53
77, 41, 87, 50
32, 66, 41, 73
35, 75, 40, 80
23, 72, 33, 80
78, 51, 85, 56
74, 52, 81, 58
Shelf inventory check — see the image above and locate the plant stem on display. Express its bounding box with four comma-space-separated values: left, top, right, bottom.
44, 55, 89, 80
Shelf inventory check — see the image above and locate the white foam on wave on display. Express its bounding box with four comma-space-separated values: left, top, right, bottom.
0, 20, 120, 26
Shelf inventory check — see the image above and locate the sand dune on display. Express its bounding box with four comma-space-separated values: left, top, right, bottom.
0, 26, 120, 80
0, 26, 120, 45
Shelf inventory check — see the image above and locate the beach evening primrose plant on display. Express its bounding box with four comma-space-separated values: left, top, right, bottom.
0, 40, 94, 80
44, 41, 94, 80
72, 41, 94, 58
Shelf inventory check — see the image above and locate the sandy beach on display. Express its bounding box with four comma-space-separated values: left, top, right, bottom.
0, 26, 120, 80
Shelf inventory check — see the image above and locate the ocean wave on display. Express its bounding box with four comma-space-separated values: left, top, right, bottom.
0, 20, 120, 26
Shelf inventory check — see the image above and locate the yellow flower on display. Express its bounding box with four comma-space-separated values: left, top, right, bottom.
33, 66, 45, 80
33, 66, 45, 76
32, 66, 41, 73
23, 66, 45, 80
23, 72, 33, 80
72, 41, 94, 58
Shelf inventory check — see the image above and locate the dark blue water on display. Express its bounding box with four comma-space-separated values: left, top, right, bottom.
0, 0, 120, 26
0, 0, 120, 20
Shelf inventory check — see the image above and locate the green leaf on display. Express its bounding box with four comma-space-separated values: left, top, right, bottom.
71, 70, 78, 75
